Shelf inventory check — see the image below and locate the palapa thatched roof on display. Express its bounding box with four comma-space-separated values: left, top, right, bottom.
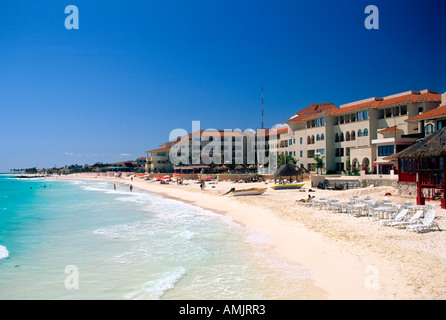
274, 164, 300, 178
394, 127, 446, 159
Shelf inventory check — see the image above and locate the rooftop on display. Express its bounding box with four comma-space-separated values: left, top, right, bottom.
405, 104, 446, 123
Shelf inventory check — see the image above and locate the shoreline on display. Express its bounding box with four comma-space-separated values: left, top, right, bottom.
58, 174, 446, 299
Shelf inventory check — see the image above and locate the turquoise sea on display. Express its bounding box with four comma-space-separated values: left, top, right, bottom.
0, 174, 321, 299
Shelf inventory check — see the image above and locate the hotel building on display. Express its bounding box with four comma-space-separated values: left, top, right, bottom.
285, 89, 443, 174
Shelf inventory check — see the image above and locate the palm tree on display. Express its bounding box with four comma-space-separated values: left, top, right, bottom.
314, 155, 325, 174
277, 153, 297, 167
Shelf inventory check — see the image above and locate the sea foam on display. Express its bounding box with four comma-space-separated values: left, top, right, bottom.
124, 267, 187, 300
0, 245, 9, 260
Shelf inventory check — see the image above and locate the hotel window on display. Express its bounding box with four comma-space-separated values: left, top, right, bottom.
351, 131, 356, 141
357, 111, 363, 121
321, 118, 325, 126
307, 136, 311, 144
340, 132, 344, 142
358, 129, 363, 137
346, 131, 351, 141
289, 139, 293, 146
351, 113, 356, 122
300, 137, 303, 144
316, 149, 325, 155
311, 135, 315, 144
335, 148, 344, 157
363, 110, 369, 120
339, 116, 344, 124
378, 145, 395, 157
401, 105, 407, 115
345, 114, 350, 123
321, 133, 325, 141
393, 107, 400, 117
364, 128, 369, 136
316, 118, 321, 127
300, 150, 303, 157
425, 124, 434, 136
378, 110, 384, 119
385, 108, 392, 118
316, 134, 321, 141
437, 120, 446, 130
335, 133, 339, 142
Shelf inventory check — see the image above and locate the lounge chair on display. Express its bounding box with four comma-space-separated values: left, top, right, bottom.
342, 201, 356, 214
406, 210, 441, 233
377, 209, 409, 226
389, 210, 424, 228
326, 199, 340, 211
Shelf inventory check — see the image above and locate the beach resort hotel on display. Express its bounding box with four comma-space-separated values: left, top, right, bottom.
285, 89, 443, 174
143, 89, 445, 178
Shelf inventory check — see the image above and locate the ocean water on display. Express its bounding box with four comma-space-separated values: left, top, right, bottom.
0, 175, 322, 299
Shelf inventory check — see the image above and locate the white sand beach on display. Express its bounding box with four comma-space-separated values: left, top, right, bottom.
62, 174, 446, 300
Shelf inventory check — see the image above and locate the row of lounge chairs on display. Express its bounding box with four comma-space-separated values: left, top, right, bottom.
317, 180, 360, 190
298, 196, 441, 233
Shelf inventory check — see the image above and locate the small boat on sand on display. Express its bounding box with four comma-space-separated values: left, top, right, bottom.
270, 183, 304, 190
225, 187, 267, 196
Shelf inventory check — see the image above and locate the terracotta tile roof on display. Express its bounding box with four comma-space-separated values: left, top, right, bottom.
262, 127, 290, 136
334, 90, 441, 115
286, 103, 338, 123
406, 105, 446, 122
297, 103, 336, 115
377, 125, 403, 133
333, 99, 378, 114
146, 147, 171, 153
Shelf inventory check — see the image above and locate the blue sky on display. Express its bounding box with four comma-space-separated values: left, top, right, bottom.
0, 0, 445, 171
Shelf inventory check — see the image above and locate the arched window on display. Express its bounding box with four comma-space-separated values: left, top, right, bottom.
321, 133, 325, 141
307, 136, 311, 144
358, 129, 363, 137
316, 134, 320, 141
364, 128, 369, 136
425, 124, 434, 136
340, 132, 344, 142
335, 133, 339, 142
346, 131, 351, 141
351, 130, 356, 141
311, 135, 315, 144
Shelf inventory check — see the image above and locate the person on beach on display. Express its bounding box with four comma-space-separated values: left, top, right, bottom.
200, 179, 205, 191
114, 184, 116, 191
130, 184, 133, 192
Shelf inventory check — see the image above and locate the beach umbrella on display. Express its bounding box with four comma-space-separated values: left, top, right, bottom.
173, 174, 181, 177
162, 175, 171, 180
204, 175, 213, 180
